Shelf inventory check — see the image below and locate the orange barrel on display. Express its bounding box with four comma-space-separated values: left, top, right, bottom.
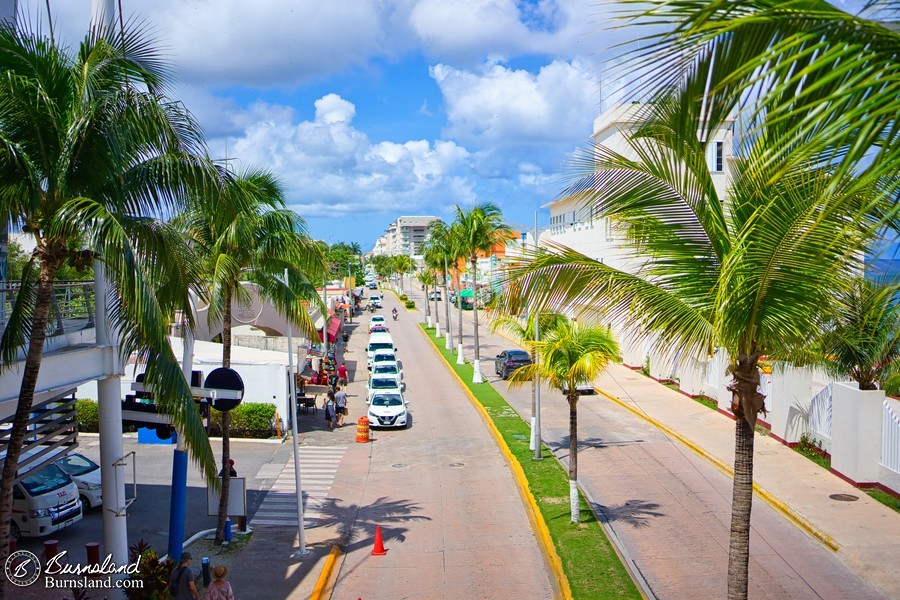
356, 416, 370, 443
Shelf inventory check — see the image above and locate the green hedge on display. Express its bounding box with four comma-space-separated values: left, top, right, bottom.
208, 402, 276, 439
399, 294, 409, 301
405, 300, 416, 309
76, 399, 99, 433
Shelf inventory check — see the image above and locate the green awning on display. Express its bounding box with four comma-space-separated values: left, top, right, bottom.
459, 289, 474, 298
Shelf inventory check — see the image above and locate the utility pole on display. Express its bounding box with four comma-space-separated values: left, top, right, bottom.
285, 269, 309, 555
533, 211, 542, 460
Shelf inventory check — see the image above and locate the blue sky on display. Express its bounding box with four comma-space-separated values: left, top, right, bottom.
21, 0, 638, 250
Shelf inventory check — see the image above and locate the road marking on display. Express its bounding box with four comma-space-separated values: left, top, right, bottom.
250, 446, 346, 528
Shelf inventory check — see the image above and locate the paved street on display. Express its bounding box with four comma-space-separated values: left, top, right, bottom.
408, 286, 895, 599
226, 291, 555, 599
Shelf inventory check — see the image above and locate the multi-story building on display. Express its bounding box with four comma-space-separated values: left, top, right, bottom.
371, 215, 439, 258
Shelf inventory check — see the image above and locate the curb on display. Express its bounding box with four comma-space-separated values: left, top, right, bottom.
594, 387, 841, 552
309, 544, 342, 600
418, 324, 572, 600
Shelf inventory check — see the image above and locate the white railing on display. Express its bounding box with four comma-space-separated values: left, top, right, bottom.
881, 399, 900, 474
809, 383, 833, 439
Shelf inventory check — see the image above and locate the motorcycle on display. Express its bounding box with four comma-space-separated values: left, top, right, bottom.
392, 311, 398, 321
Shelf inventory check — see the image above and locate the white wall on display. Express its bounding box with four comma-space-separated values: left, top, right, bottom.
768, 365, 813, 444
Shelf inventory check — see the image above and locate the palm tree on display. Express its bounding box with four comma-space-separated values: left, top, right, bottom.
0, 23, 218, 584
177, 167, 325, 544
818, 276, 900, 393
415, 269, 432, 323
424, 220, 461, 350
492, 311, 569, 438
453, 203, 513, 383
507, 319, 619, 522
623, 0, 899, 197
393, 254, 414, 292
504, 98, 892, 598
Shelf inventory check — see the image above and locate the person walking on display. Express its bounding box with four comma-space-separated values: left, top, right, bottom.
324, 390, 337, 430
334, 386, 348, 426
337, 363, 349, 386
169, 552, 200, 600
204, 566, 235, 600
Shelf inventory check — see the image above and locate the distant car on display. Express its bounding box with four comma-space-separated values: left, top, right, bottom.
367, 393, 409, 428
366, 376, 403, 403
370, 351, 400, 373
429, 291, 442, 301
368, 315, 386, 332
368, 295, 383, 308
369, 324, 390, 334
563, 381, 596, 395
494, 349, 533, 380
54, 452, 102, 509
368, 283, 378, 289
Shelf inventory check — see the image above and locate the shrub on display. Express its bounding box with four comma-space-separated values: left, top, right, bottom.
405, 300, 416, 309
76, 399, 99, 433
399, 294, 408, 301
208, 402, 276, 438
125, 539, 173, 599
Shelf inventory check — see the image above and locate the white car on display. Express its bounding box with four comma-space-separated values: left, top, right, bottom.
370, 362, 402, 385
368, 315, 386, 332
366, 334, 396, 369
367, 393, 409, 428
54, 452, 103, 509
370, 351, 400, 373
368, 295, 383, 309
366, 376, 403, 403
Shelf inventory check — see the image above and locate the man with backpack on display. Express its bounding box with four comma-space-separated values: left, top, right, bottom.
169, 552, 200, 600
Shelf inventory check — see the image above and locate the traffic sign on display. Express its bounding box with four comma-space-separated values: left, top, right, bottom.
204, 367, 245, 412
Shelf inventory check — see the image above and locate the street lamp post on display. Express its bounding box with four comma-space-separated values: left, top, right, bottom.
284, 270, 309, 555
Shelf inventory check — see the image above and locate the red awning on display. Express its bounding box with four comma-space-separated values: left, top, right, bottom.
318, 317, 342, 343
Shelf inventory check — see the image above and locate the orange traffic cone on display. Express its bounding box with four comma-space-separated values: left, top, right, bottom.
371, 525, 387, 556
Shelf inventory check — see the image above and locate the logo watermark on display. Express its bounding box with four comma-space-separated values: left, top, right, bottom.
5, 550, 144, 590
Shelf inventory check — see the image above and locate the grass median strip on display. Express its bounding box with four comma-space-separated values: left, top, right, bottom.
420, 325, 642, 600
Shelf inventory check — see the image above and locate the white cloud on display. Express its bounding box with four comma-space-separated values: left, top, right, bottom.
431, 59, 600, 144
211, 94, 474, 218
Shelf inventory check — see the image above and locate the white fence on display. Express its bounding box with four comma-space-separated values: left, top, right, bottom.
882, 399, 900, 475
809, 383, 833, 440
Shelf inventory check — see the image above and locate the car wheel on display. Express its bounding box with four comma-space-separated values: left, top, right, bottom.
501, 369, 508, 381
80, 495, 92, 510
10, 521, 20, 542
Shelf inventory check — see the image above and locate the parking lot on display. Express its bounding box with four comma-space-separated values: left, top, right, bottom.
17, 435, 291, 560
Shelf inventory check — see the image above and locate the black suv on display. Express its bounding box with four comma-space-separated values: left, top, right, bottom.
494, 350, 532, 380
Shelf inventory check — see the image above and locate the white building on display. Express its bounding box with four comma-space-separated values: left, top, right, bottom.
371, 216, 439, 257
539, 102, 736, 381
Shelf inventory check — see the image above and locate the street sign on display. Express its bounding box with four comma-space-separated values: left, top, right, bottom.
204, 367, 245, 412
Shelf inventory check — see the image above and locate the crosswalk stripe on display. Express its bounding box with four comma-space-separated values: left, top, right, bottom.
250, 446, 346, 527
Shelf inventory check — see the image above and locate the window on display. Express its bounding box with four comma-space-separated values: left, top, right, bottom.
712, 141, 724, 172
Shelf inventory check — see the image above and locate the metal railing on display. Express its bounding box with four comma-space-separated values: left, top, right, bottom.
0, 280, 95, 338
808, 383, 833, 440
881, 399, 900, 474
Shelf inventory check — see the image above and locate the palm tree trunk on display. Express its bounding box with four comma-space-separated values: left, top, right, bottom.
456, 270, 463, 345
728, 415, 755, 599
215, 286, 234, 544
568, 394, 579, 523
432, 280, 439, 330
0, 258, 59, 599
471, 258, 479, 361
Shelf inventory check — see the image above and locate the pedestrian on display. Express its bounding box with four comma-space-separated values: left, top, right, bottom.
219, 459, 236, 478
204, 565, 235, 600
337, 363, 349, 386
324, 390, 337, 429
328, 370, 339, 391
334, 386, 348, 426
169, 552, 200, 600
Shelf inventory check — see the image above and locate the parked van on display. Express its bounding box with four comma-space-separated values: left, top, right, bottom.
367, 332, 396, 369
8, 448, 83, 541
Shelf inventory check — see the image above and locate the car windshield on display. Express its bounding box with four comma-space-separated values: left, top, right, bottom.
508, 351, 529, 360
20, 464, 72, 496
368, 342, 393, 352
55, 453, 99, 477
373, 365, 398, 375
371, 379, 397, 389
371, 395, 403, 407
371, 317, 384, 323
373, 354, 396, 363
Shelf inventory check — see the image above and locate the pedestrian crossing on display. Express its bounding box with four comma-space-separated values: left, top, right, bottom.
250, 446, 347, 527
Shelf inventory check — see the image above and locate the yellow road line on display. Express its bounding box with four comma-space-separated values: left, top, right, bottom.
418, 325, 573, 600
309, 544, 342, 600
594, 387, 841, 552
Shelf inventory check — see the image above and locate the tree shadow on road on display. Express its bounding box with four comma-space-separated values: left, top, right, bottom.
592, 499, 665, 528
546, 435, 645, 456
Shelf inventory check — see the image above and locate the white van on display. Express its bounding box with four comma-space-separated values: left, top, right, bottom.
8, 449, 83, 541
367, 332, 396, 369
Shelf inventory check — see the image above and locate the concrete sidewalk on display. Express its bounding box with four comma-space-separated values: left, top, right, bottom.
414, 287, 900, 598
